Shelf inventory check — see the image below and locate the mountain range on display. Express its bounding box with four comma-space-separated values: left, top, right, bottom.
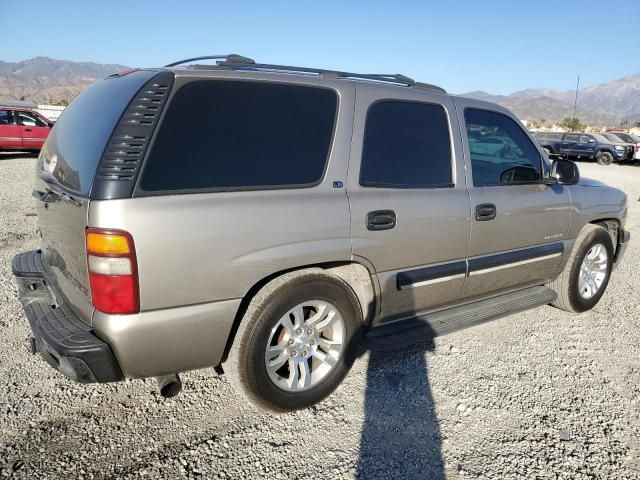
461, 73, 640, 127
0, 57, 638, 127
0, 57, 128, 105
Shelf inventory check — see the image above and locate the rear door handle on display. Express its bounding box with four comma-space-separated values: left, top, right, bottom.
366, 210, 396, 231
475, 203, 496, 221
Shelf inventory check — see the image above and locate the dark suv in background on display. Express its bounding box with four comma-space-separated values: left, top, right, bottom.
534, 132, 635, 165
602, 132, 640, 160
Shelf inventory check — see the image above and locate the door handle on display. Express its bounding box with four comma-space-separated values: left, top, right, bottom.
366, 210, 396, 231
475, 203, 496, 221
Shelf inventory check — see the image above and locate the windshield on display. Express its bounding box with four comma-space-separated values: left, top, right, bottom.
602, 134, 622, 142
592, 134, 611, 143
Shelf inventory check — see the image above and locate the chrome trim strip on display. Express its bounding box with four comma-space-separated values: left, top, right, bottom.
468, 252, 562, 276
396, 242, 565, 289
400, 273, 466, 289
0, 137, 22, 142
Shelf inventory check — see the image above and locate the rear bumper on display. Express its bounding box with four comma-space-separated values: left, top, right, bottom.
12, 250, 124, 383
614, 228, 630, 269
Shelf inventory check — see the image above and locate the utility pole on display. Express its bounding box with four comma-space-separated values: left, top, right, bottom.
572, 75, 580, 119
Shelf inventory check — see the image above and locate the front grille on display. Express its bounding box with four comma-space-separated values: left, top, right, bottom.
92, 71, 174, 199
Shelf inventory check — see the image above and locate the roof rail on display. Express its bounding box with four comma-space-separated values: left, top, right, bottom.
164, 54, 255, 68
166, 55, 447, 94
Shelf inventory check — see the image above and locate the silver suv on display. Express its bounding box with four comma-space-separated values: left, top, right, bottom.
12, 55, 630, 412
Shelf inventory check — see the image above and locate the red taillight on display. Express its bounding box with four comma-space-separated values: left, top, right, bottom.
86, 228, 139, 314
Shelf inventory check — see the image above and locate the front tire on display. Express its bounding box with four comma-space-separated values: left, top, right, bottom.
596, 151, 614, 165
225, 269, 362, 412
549, 224, 614, 313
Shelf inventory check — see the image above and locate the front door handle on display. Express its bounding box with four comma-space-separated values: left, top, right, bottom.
475, 203, 496, 221
366, 210, 396, 231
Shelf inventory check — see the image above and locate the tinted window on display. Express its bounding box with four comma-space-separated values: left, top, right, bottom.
564, 134, 580, 142
141, 81, 337, 192
0, 110, 15, 125
360, 101, 452, 188
39, 70, 159, 195
465, 109, 541, 186
580, 135, 592, 143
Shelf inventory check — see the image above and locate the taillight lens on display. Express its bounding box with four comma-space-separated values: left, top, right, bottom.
86, 228, 139, 314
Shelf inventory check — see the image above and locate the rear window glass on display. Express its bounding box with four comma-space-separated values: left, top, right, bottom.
39, 70, 157, 195
360, 101, 453, 188
140, 81, 338, 192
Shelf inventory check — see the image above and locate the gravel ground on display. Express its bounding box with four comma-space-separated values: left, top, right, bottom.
1, 154, 639, 479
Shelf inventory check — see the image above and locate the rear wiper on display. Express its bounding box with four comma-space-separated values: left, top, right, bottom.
34, 171, 82, 206
32, 185, 81, 207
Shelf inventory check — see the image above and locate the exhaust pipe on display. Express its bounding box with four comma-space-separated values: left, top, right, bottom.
156, 374, 182, 398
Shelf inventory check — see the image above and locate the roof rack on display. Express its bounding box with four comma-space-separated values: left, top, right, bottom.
164, 54, 446, 94
164, 54, 255, 68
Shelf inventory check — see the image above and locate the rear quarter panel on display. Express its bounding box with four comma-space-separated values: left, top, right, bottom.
88, 77, 356, 311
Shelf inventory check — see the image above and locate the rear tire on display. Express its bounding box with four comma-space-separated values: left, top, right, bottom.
596, 151, 614, 165
548, 224, 613, 313
224, 269, 363, 412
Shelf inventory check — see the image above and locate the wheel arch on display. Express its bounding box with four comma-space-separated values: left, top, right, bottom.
219, 261, 378, 364
589, 218, 621, 254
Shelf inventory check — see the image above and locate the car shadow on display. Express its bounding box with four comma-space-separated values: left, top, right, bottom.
356, 329, 444, 479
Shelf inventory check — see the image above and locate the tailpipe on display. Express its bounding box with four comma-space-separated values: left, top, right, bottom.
156, 374, 182, 398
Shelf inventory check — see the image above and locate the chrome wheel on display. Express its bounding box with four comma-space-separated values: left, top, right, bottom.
264, 300, 345, 392
578, 243, 608, 300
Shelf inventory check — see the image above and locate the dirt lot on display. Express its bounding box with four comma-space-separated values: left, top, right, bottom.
0, 154, 639, 479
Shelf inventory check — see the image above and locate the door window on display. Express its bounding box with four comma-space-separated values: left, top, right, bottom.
17, 112, 47, 127
579, 135, 593, 144
0, 110, 16, 125
564, 134, 580, 142
465, 109, 542, 186
360, 101, 453, 188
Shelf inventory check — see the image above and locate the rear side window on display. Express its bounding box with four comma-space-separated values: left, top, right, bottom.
0, 110, 16, 125
140, 81, 337, 192
360, 101, 453, 188
465, 108, 541, 186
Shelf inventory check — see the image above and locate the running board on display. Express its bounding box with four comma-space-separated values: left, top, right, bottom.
366, 286, 557, 351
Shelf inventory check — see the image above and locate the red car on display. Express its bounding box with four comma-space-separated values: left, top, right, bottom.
0, 106, 53, 151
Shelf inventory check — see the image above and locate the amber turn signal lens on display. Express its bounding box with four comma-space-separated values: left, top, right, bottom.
86, 232, 130, 255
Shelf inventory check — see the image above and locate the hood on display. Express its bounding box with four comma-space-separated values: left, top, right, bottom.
578, 176, 608, 187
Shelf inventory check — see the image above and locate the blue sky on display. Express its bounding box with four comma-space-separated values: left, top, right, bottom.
1, 0, 638, 95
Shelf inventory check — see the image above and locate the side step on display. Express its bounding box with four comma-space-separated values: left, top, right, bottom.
366, 286, 557, 351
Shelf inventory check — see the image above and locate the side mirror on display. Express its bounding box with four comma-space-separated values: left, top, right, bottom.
551, 158, 580, 185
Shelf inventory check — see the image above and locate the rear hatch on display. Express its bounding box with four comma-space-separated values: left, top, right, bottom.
34, 69, 165, 321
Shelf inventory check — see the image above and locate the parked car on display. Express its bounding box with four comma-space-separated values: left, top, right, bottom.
12, 56, 630, 412
600, 133, 637, 161
604, 132, 640, 160
536, 132, 635, 165
0, 106, 53, 151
